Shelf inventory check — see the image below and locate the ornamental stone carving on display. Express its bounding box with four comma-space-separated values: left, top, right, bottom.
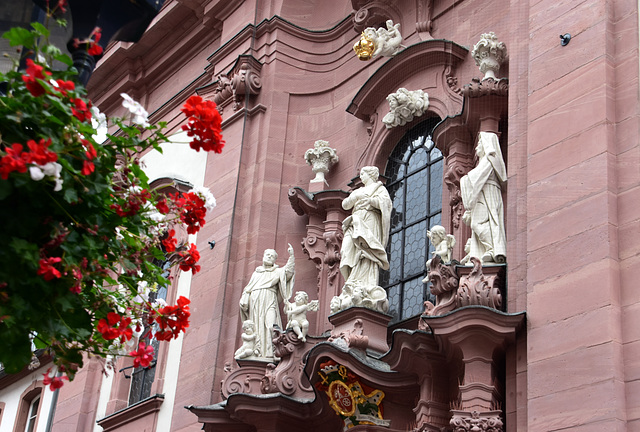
304, 140, 339, 186
354, 20, 404, 60
382, 88, 430, 129
351, 0, 394, 33
450, 410, 504, 432
471, 32, 507, 80
212, 55, 262, 112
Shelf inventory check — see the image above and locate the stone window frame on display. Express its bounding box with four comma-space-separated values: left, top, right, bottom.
12, 381, 44, 432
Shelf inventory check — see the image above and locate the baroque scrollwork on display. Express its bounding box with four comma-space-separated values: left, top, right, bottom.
422, 255, 460, 317
457, 258, 502, 310
444, 161, 467, 229
212, 55, 262, 112
462, 77, 509, 98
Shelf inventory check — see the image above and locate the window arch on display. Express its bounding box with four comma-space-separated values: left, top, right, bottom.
381, 117, 443, 324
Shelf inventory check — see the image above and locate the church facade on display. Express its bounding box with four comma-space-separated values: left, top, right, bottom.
1, 0, 639, 431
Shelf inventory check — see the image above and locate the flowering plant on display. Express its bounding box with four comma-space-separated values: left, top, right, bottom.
0, 21, 224, 388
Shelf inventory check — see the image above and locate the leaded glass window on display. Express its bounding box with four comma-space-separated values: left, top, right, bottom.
381, 117, 443, 324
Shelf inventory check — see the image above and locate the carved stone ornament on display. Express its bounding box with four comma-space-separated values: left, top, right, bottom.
443, 162, 467, 230
450, 410, 504, 432
260, 328, 315, 398
462, 77, 509, 98
304, 140, 339, 185
212, 55, 262, 112
382, 88, 430, 129
351, 0, 393, 33
421, 255, 460, 318
471, 32, 507, 80
457, 257, 502, 310
328, 318, 370, 351
354, 20, 404, 61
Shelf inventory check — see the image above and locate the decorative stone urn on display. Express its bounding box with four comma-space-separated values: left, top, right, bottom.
471, 32, 507, 80
304, 140, 339, 185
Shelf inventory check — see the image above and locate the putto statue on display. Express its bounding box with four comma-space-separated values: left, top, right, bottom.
353, 20, 403, 60
234, 320, 260, 359
460, 132, 507, 263
332, 166, 392, 314
427, 225, 456, 264
285, 291, 319, 342
382, 88, 430, 129
239, 244, 295, 360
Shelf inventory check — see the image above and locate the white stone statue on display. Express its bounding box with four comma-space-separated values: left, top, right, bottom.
234, 320, 260, 359
460, 132, 507, 263
332, 166, 392, 314
364, 20, 404, 58
285, 291, 319, 342
428, 225, 456, 263
304, 140, 339, 185
239, 244, 295, 360
382, 88, 430, 129
471, 32, 507, 80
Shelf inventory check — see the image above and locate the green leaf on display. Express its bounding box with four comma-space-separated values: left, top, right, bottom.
63, 187, 78, 203
3, 27, 34, 47
30, 22, 50, 38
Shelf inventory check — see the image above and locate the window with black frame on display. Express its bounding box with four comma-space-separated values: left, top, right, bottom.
127, 259, 169, 406
380, 117, 443, 324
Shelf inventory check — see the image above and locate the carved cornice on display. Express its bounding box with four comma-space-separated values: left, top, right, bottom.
450, 410, 504, 432
220, 359, 268, 399
351, 0, 401, 33
97, 394, 164, 431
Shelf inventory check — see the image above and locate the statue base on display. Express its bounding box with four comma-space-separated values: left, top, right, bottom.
328, 306, 391, 355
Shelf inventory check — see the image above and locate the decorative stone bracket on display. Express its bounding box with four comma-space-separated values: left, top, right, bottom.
198, 55, 262, 114
420, 256, 505, 321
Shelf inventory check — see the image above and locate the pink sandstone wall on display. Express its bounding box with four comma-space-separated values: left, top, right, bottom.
44, 0, 640, 431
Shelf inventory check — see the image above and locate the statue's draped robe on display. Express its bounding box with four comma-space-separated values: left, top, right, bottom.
460, 132, 507, 262
240, 259, 294, 359
340, 181, 392, 288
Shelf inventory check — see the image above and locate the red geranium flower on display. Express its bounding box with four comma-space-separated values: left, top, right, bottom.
81, 160, 95, 176
37, 256, 63, 281
22, 59, 51, 97
0, 144, 28, 179
130, 341, 154, 368
180, 95, 225, 153
24, 138, 57, 165
71, 98, 92, 122
162, 229, 178, 253
43, 369, 68, 391
155, 198, 170, 214
97, 312, 133, 341
178, 243, 200, 274
154, 296, 191, 340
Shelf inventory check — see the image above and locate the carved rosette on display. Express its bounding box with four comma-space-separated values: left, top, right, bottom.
457, 258, 502, 310
304, 140, 339, 184
382, 88, 430, 129
450, 410, 504, 432
212, 55, 262, 112
471, 32, 507, 80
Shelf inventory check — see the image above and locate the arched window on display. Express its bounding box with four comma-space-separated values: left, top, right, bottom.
381, 117, 443, 324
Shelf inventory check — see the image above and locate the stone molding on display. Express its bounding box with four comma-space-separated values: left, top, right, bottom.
351, 0, 401, 33
220, 359, 267, 399
462, 77, 509, 98
450, 410, 504, 432
97, 394, 164, 431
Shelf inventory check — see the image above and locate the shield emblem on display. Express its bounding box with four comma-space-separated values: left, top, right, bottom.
327, 380, 356, 417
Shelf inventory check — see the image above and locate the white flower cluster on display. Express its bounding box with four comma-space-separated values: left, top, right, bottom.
120, 93, 150, 128
189, 185, 217, 211
29, 162, 63, 191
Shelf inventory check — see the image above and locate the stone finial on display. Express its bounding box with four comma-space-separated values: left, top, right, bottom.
471, 32, 507, 80
353, 19, 404, 61
304, 140, 339, 186
382, 88, 430, 129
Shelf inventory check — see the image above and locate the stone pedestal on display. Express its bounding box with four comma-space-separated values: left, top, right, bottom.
221, 359, 269, 399
328, 307, 391, 355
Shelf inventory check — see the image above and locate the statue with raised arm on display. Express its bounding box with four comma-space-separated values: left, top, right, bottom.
460, 131, 507, 263
333, 166, 392, 314
239, 244, 295, 360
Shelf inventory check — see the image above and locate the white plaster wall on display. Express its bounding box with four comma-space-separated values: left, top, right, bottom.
0, 365, 56, 432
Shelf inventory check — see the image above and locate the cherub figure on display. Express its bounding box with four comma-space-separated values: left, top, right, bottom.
285, 291, 319, 342
234, 320, 260, 359
427, 225, 456, 263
